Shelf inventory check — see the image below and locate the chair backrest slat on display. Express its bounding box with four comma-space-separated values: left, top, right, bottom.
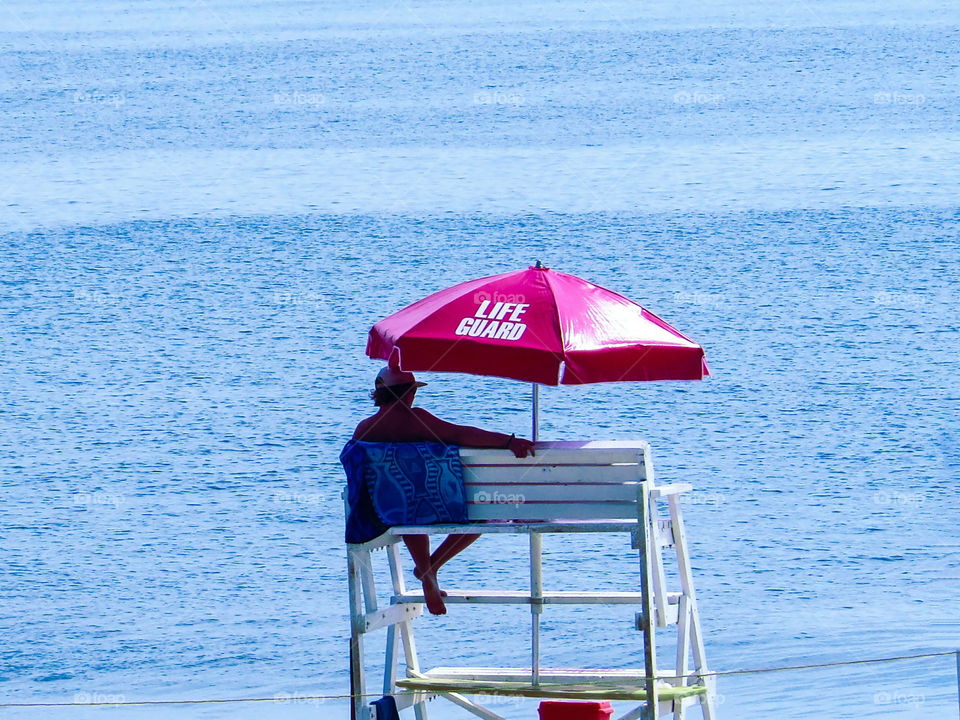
468, 501, 641, 521
463, 463, 641, 487
462, 441, 649, 522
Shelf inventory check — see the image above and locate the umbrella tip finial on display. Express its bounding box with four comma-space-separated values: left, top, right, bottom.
535, 259, 543, 269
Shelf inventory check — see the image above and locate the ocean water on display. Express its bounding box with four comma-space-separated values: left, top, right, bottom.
1, 2, 958, 719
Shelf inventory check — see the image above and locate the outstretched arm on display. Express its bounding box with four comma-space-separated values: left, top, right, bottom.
413, 408, 535, 457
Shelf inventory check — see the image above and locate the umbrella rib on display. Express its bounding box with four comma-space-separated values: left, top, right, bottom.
385, 274, 529, 377
389, 268, 567, 385
386, 271, 518, 343
537, 268, 573, 383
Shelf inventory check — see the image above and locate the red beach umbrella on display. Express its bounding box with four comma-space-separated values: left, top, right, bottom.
366, 262, 709, 436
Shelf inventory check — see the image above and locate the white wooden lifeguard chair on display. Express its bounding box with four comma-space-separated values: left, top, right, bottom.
346, 441, 717, 720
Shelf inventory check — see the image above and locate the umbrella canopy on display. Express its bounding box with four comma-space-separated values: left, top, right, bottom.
366, 264, 709, 386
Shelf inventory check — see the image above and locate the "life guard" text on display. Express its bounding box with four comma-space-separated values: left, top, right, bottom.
455, 300, 529, 340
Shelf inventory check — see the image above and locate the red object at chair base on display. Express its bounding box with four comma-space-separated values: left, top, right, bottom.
537, 700, 614, 720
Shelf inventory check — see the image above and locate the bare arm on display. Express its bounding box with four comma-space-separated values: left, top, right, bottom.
413, 408, 534, 457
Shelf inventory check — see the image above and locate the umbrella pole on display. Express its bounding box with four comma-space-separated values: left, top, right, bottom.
531, 383, 539, 442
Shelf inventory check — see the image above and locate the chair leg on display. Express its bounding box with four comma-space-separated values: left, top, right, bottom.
347, 545, 367, 720
637, 482, 659, 720
388, 542, 429, 719
530, 532, 543, 685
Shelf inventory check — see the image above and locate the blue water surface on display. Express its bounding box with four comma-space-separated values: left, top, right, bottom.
1, 2, 958, 719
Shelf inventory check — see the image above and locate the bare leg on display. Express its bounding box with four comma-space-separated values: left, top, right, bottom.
402, 535, 446, 615
429, 533, 480, 575
413, 534, 480, 593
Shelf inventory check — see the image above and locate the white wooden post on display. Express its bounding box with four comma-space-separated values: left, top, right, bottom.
530, 532, 544, 684
668, 494, 714, 720
637, 480, 659, 720
384, 546, 404, 696
387, 542, 428, 720
347, 546, 368, 720
674, 593, 691, 720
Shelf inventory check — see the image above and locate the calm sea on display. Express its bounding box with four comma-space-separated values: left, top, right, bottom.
1, 2, 958, 718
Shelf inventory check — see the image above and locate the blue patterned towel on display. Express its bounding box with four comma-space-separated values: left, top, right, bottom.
340, 440, 468, 543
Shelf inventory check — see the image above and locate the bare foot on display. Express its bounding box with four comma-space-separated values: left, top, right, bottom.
418, 570, 447, 615
414, 566, 447, 596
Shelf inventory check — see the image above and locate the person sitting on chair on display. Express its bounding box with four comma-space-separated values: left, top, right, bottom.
352, 366, 535, 615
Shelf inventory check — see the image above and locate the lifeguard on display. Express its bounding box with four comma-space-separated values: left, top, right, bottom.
349, 366, 534, 615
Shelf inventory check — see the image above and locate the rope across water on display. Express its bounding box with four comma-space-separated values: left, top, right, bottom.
2, 649, 956, 708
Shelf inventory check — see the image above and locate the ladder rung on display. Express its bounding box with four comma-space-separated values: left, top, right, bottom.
425, 666, 682, 681
393, 590, 683, 605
